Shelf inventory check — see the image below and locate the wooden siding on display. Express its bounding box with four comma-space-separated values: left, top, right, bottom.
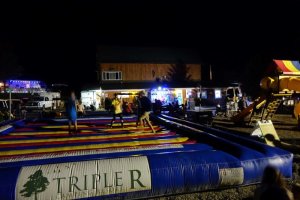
99, 63, 201, 81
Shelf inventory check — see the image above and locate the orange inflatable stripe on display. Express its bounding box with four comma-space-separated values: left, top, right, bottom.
41, 125, 89, 128
9, 130, 94, 136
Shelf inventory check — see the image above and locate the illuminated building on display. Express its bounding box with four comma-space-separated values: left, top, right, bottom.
84, 46, 202, 109
0, 80, 46, 93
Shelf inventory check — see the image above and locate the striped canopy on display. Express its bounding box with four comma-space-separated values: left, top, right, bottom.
274, 59, 300, 74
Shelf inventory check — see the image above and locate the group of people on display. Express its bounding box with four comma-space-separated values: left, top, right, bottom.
66, 90, 156, 134
110, 91, 155, 133
104, 97, 134, 115
216, 95, 250, 117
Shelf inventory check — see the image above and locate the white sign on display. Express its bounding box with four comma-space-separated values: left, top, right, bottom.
16, 156, 151, 200
251, 120, 279, 146
219, 167, 244, 186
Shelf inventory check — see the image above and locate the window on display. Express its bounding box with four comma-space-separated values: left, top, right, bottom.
102, 71, 122, 81
201, 91, 207, 99
215, 89, 222, 99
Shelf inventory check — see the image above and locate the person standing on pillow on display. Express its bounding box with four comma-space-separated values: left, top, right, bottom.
137, 91, 156, 133
111, 93, 124, 128
66, 91, 78, 135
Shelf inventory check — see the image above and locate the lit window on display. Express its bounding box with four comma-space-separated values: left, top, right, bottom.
201, 91, 207, 99
102, 71, 122, 81
215, 89, 221, 99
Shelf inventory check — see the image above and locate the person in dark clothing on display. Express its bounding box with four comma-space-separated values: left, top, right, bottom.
238, 96, 248, 112
104, 97, 112, 112
254, 166, 293, 200
136, 91, 155, 133
153, 99, 162, 114
174, 100, 179, 110
157, 99, 162, 114
168, 103, 174, 115
135, 95, 142, 126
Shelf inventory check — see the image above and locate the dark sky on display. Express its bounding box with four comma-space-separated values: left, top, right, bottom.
1, 1, 300, 91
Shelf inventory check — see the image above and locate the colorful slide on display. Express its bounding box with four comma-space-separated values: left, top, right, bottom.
271, 59, 300, 121
232, 60, 300, 123
232, 76, 300, 123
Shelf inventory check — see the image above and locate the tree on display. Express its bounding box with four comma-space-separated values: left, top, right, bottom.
20, 169, 49, 200
0, 41, 21, 79
167, 61, 191, 83
241, 54, 272, 97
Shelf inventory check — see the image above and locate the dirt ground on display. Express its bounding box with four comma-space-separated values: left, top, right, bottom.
212, 114, 299, 141
150, 185, 256, 200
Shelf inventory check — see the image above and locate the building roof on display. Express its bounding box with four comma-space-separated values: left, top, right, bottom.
97, 46, 202, 63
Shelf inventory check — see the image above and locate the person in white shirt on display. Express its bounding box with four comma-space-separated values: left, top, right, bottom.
77, 100, 85, 117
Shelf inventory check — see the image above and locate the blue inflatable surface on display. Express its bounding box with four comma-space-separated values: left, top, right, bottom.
0, 116, 293, 200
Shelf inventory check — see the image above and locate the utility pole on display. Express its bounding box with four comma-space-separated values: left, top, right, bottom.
9, 88, 12, 120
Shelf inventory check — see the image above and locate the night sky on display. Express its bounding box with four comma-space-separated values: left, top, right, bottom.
1, 1, 300, 94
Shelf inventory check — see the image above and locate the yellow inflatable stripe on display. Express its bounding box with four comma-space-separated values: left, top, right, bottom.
104, 126, 159, 131
126, 130, 166, 134
0, 132, 169, 144
42, 125, 89, 128
0, 137, 189, 156
111, 122, 137, 126
10, 130, 94, 136
283, 60, 299, 72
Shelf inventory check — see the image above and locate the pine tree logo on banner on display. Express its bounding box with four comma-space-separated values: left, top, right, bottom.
20, 169, 49, 200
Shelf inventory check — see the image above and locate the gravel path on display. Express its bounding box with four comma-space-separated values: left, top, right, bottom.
150, 185, 256, 200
